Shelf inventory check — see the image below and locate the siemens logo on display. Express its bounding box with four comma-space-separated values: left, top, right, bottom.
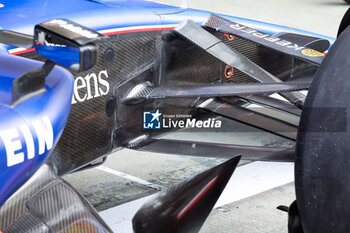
0, 116, 53, 167
72, 70, 110, 104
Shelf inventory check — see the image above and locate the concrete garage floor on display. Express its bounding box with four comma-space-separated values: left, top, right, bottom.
64, 1, 349, 232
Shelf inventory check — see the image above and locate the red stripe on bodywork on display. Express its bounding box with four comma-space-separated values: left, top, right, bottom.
9, 26, 176, 55
104, 26, 175, 35
177, 177, 218, 221
10, 47, 35, 55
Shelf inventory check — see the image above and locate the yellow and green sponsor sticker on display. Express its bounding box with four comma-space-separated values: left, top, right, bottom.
301, 48, 325, 57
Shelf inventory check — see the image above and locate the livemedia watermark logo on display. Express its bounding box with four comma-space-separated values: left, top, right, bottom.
143, 110, 222, 130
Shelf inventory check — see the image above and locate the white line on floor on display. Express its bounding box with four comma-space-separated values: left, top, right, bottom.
99, 194, 156, 233
214, 161, 294, 208
96, 165, 163, 190
99, 161, 294, 233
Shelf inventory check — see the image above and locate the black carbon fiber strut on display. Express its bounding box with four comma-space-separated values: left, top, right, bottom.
122, 82, 310, 104
128, 138, 294, 162
242, 95, 302, 116
198, 98, 298, 140
174, 19, 307, 109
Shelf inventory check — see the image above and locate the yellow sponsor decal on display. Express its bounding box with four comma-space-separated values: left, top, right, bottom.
301, 48, 325, 57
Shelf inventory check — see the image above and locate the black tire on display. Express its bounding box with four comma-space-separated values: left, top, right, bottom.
295, 25, 350, 232
338, 8, 350, 36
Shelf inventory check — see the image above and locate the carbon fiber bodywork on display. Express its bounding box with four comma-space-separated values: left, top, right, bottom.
0, 165, 111, 232
133, 156, 241, 233
20, 31, 160, 175
0, 0, 341, 230
18, 27, 309, 176
0, 8, 330, 232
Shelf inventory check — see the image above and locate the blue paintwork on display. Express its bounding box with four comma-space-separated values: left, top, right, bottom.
0, 0, 336, 206
0, 54, 74, 206
0, 0, 335, 52
35, 43, 81, 70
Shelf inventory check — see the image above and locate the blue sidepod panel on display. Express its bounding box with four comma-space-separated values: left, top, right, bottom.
0, 54, 74, 207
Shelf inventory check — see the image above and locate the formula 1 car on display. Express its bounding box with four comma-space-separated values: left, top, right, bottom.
0, 0, 349, 232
